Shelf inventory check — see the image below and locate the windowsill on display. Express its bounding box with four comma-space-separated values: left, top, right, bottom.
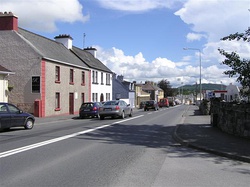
81, 83, 85, 86
92, 82, 99, 85
69, 82, 74, 85
106, 84, 111, 86
55, 80, 61, 84
55, 108, 61, 111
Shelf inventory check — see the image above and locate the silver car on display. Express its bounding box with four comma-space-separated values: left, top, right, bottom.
99, 100, 133, 120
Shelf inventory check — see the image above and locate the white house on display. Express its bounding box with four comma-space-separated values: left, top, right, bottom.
225, 83, 241, 102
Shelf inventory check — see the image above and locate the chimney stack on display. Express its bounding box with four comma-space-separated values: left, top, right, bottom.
54, 34, 73, 49
0, 12, 18, 31
84, 47, 97, 58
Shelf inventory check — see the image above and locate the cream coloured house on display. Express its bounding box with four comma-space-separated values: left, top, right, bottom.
0, 65, 15, 102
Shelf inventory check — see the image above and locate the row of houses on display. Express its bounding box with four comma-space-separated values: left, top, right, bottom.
0, 12, 164, 117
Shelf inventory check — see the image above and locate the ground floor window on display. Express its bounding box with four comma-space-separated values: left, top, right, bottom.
55, 92, 60, 110
106, 93, 110, 101
92, 93, 98, 102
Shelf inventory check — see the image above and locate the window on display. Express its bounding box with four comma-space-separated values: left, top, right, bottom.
106, 73, 111, 85
92, 70, 99, 84
95, 71, 98, 83
70, 69, 74, 84
92, 70, 95, 84
81, 93, 85, 103
55, 92, 60, 110
92, 93, 98, 102
101, 72, 104, 84
32, 76, 40, 93
55, 66, 60, 83
81, 71, 85, 85
106, 93, 110, 101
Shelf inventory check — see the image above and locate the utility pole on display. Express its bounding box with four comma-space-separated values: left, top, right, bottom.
83, 33, 86, 49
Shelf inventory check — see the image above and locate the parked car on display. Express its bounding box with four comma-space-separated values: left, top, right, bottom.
158, 98, 169, 108
144, 100, 159, 111
168, 97, 176, 106
0, 102, 35, 130
99, 100, 133, 120
139, 101, 146, 109
79, 102, 102, 119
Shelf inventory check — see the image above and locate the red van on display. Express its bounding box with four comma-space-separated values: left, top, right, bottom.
158, 98, 169, 108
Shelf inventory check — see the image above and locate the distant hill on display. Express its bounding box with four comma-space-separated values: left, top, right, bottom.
178, 83, 227, 91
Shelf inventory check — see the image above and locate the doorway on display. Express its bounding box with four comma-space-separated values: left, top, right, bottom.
69, 93, 74, 114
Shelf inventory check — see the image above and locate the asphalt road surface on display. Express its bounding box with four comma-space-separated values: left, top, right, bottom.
1, 105, 250, 187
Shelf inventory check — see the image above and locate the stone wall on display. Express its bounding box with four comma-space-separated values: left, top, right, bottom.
210, 99, 250, 139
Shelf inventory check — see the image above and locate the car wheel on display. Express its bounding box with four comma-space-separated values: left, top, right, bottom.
100, 115, 104, 120
24, 119, 34, 129
120, 111, 125, 119
129, 109, 133, 117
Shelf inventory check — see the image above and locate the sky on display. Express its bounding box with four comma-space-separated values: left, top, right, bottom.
1, 0, 249, 88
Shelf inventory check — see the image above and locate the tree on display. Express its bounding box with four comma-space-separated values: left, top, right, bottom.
218, 28, 250, 98
157, 79, 174, 97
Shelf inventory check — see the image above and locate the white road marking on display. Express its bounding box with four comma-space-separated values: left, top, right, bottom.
0, 115, 144, 158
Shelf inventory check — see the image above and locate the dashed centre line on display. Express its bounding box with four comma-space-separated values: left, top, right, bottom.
0, 115, 144, 158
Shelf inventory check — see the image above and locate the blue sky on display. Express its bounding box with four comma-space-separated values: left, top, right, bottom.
1, 0, 249, 87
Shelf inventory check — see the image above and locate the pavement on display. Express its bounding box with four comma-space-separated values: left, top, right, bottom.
35, 105, 250, 163
173, 105, 250, 163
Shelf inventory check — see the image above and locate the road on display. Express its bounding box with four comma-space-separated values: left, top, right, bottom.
0, 105, 250, 187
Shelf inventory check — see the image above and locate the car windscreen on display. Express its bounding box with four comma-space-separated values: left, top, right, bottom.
81, 103, 93, 107
104, 101, 119, 106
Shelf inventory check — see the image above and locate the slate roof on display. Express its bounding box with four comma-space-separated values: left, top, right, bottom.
17, 28, 89, 69
72, 46, 112, 73
141, 83, 162, 91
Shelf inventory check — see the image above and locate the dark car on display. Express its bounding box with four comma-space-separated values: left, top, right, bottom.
139, 101, 146, 109
79, 102, 102, 119
0, 102, 35, 130
99, 100, 133, 120
144, 100, 159, 111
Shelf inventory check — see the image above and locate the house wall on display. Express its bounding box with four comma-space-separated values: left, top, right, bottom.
44, 61, 90, 116
0, 31, 42, 113
91, 70, 112, 102
0, 31, 91, 116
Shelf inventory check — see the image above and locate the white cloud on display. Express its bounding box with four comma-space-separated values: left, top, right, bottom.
0, 0, 89, 32
175, 0, 249, 42
95, 45, 239, 87
186, 32, 207, 41
94, 0, 178, 12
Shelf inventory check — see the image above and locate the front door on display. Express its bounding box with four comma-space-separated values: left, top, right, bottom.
69, 93, 74, 114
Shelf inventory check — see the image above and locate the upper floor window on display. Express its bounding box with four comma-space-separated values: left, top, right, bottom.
101, 72, 104, 85
95, 71, 98, 83
55, 66, 60, 83
106, 73, 111, 85
92, 70, 95, 84
32, 76, 40, 93
92, 70, 98, 84
70, 69, 74, 84
81, 71, 85, 85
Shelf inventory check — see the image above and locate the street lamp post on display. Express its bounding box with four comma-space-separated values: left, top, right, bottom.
183, 47, 202, 102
